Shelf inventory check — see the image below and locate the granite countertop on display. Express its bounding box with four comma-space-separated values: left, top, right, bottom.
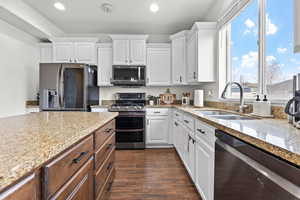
175, 106, 300, 167
0, 111, 118, 192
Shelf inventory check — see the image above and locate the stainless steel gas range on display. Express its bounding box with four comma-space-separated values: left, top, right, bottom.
109, 93, 146, 149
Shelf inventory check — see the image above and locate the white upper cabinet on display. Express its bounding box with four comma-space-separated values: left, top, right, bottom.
74, 42, 96, 64
110, 35, 148, 65
146, 44, 171, 86
130, 40, 146, 65
39, 43, 53, 63
170, 31, 189, 85
187, 22, 216, 83
51, 38, 98, 64
53, 42, 74, 63
98, 44, 113, 86
112, 39, 129, 65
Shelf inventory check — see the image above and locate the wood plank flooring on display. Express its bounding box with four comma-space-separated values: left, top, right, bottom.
108, 148, 201, 200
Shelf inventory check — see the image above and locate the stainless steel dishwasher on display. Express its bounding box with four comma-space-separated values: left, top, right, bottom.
215, 130, 300, 200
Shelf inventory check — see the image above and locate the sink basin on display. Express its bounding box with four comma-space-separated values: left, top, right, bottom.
194, 110, 233, 116
211, 115, 256, 120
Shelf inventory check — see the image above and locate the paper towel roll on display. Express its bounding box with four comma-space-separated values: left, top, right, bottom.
194, 90, 204, 107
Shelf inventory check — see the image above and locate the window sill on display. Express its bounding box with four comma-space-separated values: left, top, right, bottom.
217, 98, 287, 106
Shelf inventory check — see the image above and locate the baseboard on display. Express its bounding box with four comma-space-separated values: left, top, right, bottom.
146, 144, 174, 148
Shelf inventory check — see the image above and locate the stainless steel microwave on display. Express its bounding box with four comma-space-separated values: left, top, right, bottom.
111, 66, 146, 86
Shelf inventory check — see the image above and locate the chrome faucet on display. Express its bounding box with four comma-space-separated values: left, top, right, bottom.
221, 82, 247, 113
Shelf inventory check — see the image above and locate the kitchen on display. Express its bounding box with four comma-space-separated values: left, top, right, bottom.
0, 0, 300, 200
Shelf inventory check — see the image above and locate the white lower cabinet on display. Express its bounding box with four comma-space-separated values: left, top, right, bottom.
146, 108, 171, 147
172, 110, 215, 200
195, 138, 214, 200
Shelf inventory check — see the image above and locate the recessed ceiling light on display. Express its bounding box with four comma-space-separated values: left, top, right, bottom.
150, 3, 159, 13
54, 2, 66, 11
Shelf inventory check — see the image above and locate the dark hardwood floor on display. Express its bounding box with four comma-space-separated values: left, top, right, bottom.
108, 148, 201, 200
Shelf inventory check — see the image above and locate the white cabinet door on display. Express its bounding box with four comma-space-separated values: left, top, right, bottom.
39, 44, 52, 63
146, 116, 169, 144
74, 42, 96, 64
130, 40, 146, 65
197, 30, 215, 82
187, 32, 197, 83
188, 136, 196, 181
53, 42, 74, 63
112, 40, 129, 65
147, 47, 171, 86
172, 37, 186, 84
195, 140, 214, 200
98, 46, 113, 86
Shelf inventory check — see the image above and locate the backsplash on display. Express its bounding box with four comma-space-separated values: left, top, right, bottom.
204, 101, 287, 119
99, 86, 200, 102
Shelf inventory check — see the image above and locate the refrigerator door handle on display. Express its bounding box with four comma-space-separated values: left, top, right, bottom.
57, 65, 63, 108
60, 66, 65, 108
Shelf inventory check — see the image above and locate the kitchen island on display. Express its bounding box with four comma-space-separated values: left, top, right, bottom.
0, 111, 118, 200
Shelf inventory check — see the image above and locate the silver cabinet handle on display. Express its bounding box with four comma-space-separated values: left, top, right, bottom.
174, 122, 178, 126
180, 76, 182, 83
193, 72, 196, 79
69, 58, 72, 62
154, 111, 161, 114
147, 119, 150, 125
197, 128, 205, 134
184, 120, 189, 124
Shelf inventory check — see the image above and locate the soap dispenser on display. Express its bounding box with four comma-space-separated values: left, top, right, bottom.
252, 94, 272, 117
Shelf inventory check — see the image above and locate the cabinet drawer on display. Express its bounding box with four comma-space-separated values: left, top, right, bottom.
94, 120, 115, 151
183, 114, 194, 130
96, 169, 115, 200
0, 174, 37, 200
174, 110, 183, 122
95, 134, 116, 170
50, 158, 93, 200
43, 135, 93, 199
195, 120, 215, 147
147, 108, 169, 116
95, 150, 115, 197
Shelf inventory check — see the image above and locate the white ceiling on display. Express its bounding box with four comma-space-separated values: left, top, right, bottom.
22, 0, 215, 35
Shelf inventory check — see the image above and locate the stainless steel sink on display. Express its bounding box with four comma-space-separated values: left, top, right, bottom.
211, 115, 256, 120
194, 110, 233, 116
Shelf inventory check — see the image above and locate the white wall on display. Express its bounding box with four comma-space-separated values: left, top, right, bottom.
99, 86, 201, 102
0, 18, 39, 118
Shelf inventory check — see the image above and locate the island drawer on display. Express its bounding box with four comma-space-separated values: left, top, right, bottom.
0, 173, 37, 200
95, 150, 115, 198
50, 158, 94, 200
94, 134, 116, 171
43, 135, 93, 199
96, 169, 115, 200
94, 120, 115, 151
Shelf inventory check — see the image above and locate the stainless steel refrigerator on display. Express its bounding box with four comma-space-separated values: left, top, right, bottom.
39, 63, 99, 111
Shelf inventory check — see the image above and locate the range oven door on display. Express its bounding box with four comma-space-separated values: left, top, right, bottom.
115, 112, 145, 149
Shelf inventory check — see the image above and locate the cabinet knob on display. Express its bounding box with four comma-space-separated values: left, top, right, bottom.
193, 72, 196, 79
180, 76, 182, 83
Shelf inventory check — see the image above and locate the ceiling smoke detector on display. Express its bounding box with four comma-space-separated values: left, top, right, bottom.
101, 3, 113, 14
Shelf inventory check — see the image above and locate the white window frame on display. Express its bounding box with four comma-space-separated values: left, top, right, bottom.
218, 0, 288, 104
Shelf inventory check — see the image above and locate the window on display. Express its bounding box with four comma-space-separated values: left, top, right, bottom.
265, 0, 299, 99
220, 0, 299, 100
229, 0, 259, 98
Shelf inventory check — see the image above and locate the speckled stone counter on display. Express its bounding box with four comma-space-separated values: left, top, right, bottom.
0, 111, 118, 192
175, 106, 300, 167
